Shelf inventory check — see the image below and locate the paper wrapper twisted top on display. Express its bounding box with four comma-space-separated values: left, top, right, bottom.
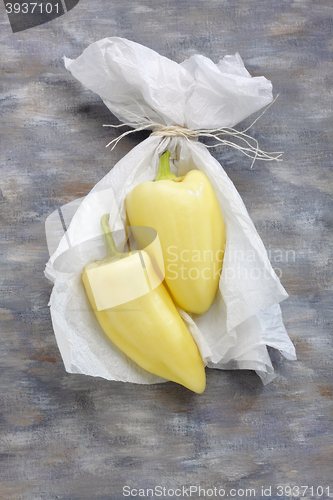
63, 37, 272, 130
45, 37, 296, 386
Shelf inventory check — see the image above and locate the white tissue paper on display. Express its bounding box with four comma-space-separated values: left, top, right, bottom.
45, 37, 296, 386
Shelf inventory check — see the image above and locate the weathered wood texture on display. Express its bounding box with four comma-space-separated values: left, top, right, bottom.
1, 1, 332, 499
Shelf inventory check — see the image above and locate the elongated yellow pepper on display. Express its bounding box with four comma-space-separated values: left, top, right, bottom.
126, 151, 226, 314
82, 214, 206, 394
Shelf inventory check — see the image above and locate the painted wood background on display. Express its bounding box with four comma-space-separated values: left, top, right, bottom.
1, 0, 332, 499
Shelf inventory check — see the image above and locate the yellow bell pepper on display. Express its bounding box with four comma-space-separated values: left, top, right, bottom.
82, 214, 206, 394
126, 151, 226, 315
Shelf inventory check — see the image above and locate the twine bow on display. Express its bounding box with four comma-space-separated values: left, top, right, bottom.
103, 96, 283, 168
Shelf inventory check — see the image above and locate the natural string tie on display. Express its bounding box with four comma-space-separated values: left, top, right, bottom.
103, 96, 283, 168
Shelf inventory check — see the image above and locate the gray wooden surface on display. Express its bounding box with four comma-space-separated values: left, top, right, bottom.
1, 1, 332, 499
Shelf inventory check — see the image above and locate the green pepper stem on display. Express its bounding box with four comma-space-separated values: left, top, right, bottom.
155, 151, 178, 181
100, 213, 124, 260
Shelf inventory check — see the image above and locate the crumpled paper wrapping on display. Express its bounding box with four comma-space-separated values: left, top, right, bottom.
44, 37, 296, 386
